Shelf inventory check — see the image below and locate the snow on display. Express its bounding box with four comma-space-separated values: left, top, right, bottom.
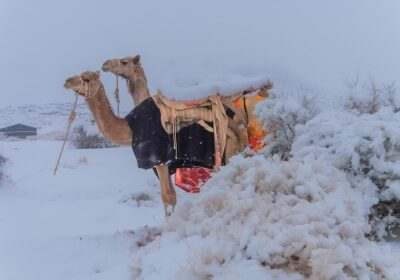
157, 73, 273, 100
1, 87, 400, 279
130, 156, 400, 279
0, 140, 165, 280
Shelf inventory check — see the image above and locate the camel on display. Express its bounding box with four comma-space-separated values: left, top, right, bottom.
101, 55, 269, 162
102, 55, 151, 107
64, 60, 271, 216
64, 71, 177, 216
101, 55, 263, 193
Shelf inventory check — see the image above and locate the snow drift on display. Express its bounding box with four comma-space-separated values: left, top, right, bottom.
292, 108, 400, 238
127, 81, 400, 279
130, 156, 395, 279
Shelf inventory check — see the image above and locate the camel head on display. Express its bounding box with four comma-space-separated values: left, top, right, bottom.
64, 71, 101, 98
102, 55, 142, 80
102, 55, 150, 105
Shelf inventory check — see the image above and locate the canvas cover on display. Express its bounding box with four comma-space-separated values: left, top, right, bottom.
125, 98, 215, 174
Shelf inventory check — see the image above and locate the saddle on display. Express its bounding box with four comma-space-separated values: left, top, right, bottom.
152, 82, 273, 169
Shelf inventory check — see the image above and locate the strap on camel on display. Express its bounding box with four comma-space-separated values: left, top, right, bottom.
153, 92, 228, 171
152, 82, 272, 169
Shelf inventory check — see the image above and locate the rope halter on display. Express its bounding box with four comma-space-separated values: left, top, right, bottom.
75, 75, 101, 99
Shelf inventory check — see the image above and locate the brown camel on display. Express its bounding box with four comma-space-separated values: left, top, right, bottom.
102, 55, 150, 106
101, 55, 260, 160
64, 71, 176, 216
64, 61, 270, 216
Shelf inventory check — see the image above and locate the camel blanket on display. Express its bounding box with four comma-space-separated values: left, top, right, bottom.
125, 98, 215, 173
152, 92, 228, 170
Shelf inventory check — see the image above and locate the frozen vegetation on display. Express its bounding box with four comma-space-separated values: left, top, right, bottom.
260, 82, 400, 239
132, 156, 396, 279
125, 81, 400, 279
0, 153, 6, 184
71, 125, 116, 149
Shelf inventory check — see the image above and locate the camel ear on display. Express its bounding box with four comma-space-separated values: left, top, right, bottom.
133, 55, 141, 64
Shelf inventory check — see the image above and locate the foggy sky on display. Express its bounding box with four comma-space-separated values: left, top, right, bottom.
1, 0, 400, 110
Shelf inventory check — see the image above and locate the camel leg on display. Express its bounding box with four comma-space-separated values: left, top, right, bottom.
155, 165, 176, 217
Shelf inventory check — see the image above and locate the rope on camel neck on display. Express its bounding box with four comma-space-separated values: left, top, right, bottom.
114, 74, 120, 116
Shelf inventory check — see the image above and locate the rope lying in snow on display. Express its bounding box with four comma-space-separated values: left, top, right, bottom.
53, 94, 79, 175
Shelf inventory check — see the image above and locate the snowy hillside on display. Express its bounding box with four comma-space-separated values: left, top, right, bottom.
1, 80, 400, 280
0, 102, 130, 140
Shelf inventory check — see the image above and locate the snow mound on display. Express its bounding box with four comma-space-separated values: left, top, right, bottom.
131, 156, 395, 279
292, 107, 400, 238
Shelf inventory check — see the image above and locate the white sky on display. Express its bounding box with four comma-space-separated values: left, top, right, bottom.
1, 0, 400, 109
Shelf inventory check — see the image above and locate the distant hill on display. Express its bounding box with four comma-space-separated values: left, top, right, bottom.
0, 102, 128, 140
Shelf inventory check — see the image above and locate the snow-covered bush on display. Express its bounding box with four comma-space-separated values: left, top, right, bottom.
120, 191, 155, 208
253, 81, 400, 239
288, 84, 400, 239
296, 119, 399, 236
344, 79, 399, 114
71, 125, 116, 149
131, 156, 395, 279
255, 88, 319, 159
0, 153, 7, 184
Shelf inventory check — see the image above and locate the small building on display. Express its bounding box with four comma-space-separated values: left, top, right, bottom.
0, 124, 37, 138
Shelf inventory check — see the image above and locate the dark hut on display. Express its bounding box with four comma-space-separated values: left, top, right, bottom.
0, 124, 37, 138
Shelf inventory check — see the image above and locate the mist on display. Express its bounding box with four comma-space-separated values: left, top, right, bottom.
1, 0, 399, 110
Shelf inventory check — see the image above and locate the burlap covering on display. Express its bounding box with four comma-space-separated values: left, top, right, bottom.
153, 92, 228, 170
152, 82, 272, 169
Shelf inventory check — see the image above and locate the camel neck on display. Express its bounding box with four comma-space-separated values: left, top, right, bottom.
84, 83, 132, 145
127, 72, 151, 106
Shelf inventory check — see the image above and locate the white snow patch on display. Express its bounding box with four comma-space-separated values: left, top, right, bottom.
131, 156, 399, 279
158, 73, 272, 100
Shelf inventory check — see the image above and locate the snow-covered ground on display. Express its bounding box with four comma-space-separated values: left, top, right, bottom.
1, 99, 400, 279
0, 140, 167, 280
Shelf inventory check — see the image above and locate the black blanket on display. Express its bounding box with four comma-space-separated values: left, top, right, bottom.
125, 98, 215, 174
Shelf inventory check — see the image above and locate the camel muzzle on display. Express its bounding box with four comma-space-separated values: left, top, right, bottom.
64, 78, 74, 89
64, 76, 81, 89
101, 62, 112, 72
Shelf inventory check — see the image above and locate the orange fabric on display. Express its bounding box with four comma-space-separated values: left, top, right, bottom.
233, 93, 269, 152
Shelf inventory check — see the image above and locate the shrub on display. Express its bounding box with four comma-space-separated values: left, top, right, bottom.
345, 78, 399, 114
293, 109, 400, 239
255, 88, 319, 159
0, 153, 7, 184
70, 125, 116, 149
268, 82, 400, 240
